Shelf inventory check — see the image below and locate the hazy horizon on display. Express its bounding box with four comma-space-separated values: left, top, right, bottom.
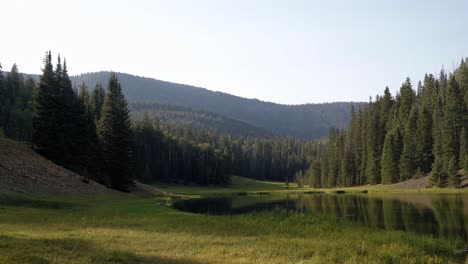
2, 0, 468, 104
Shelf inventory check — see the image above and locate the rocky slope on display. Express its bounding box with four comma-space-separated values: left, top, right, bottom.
0, 138, 110, 195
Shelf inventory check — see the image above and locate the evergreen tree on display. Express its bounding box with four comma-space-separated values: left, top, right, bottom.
98, 73, 133, 190
443, 74, 465, 169
447, 156, 460, 188
430, 156, 447, 187
457, 58, 468, 106
32, 51, 61, 160
56, 58, 82, 170
91, 83, 106, 122
366, 103, 380, 184
397, 78, 415, 127
432, 97, 444, 166
416, 103, 433, 173
399, 106, 418, 180
460, 127, 468, 171
78, 82, 106, 183
439, 69, 448, 99
79, 82, 91, 114
379, 87, 394, 139
354, 107, 364, 184
3, 64, 25, 138
381, 129, 399, 184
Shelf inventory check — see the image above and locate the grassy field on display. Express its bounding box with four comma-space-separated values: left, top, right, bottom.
0, 177, 467, 263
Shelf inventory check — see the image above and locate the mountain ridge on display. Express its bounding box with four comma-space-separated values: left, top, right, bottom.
23, 71, 364, 138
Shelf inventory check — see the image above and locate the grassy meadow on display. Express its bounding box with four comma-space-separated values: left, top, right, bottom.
0, 177, 467, 263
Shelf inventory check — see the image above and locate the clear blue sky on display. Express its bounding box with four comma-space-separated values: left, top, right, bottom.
2, 0, 468, 104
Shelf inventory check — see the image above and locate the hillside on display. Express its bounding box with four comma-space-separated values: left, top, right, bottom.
0, 138, 110, 195
131, 102, 270, 137
70, 72, 363, 138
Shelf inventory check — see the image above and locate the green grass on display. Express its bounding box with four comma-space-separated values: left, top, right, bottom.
1, 176, 467, 263
0, 191, 465, 263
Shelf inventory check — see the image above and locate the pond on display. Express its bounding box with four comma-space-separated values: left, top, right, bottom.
172, 192, 468, 241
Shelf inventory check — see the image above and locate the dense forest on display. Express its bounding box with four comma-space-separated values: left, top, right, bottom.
0, 53, 230, 189
131, 102, 270, 137
2, 53, 324, 188
301, 60, 468, 188
132, 118, 324, 184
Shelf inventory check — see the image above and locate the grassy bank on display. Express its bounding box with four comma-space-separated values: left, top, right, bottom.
154, 176, 292, 197
0, 189, 466, 263
155, 176, 468, 197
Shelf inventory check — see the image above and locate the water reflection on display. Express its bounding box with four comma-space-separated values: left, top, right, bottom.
172, 193, 468, 240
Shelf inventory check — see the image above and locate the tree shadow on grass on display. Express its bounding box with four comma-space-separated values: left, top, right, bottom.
0, 235, 205, 264
0, 196, 78, 209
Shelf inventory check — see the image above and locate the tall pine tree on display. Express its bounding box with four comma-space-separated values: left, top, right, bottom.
442, 74, 465, 170
399, 106, 418, 180
91, 83, 106, 122
98, 73, 133, 190
32, 51, 61, 160
381, 129, 399, 184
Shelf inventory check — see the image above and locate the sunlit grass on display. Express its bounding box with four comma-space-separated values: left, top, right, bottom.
0, 193, 464, 263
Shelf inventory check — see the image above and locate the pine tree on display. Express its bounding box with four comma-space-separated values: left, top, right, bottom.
354, 107, 364, 184
397, 78, 415, 127
3, 64, 23, 137
432, 97, 444, 165
381, 129, 399, 184
457, 58, 468, 106
439, 69, 448, 99
416, 103, 433, 173
399, 106, 418, 180
79, 82, 91, 114
91, 83, 105, 122
430, 156, 447, 187
32, 51, 61, 160
56, 58, 82, 169
460, 127, 468, 171
443, 74, 465, 169
366, 103, 381, 185
98, 73, 133, 190
379, 87, 394, 138
78, 82, 106, 183
447, 156, 460, 187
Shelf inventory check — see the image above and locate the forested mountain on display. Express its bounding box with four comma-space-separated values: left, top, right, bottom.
70, 72, 361, 138
130, 102, 270, 137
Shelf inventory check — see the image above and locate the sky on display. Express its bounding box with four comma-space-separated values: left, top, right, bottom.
1, 0, 468, 104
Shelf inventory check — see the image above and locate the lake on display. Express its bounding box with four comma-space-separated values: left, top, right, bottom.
172, 192, 468, 241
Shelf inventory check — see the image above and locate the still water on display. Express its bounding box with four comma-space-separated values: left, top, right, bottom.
172, 193, 468, 240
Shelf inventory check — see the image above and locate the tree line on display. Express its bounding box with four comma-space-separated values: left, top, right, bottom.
0, 63, 34, 139
0, 52, 233, 189
0, 52, 325, 188
132, 119, 324, 185
29, 51, 132, 190
301, 59, 468, 188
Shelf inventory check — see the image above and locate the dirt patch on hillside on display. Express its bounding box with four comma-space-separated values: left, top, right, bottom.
389, 176, 429, 189
0, 138, 111, 195
387, 170, 468, 189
